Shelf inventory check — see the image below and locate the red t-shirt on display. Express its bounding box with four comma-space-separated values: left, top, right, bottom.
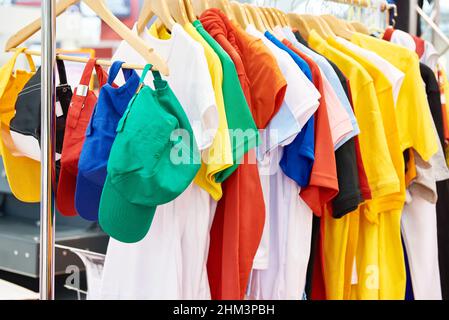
201, 9, 286, 300
282, 40, 339, 216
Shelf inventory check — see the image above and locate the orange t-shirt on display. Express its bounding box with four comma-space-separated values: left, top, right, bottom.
200, 9, 287, 300
283, 40, 339, 216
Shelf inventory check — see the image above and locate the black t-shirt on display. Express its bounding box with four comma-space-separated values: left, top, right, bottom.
419, 62, 449, 300
420, 63, 445, 147
293, 30, 362, 218
329, 62, 362, 218
294, 30, 362, 299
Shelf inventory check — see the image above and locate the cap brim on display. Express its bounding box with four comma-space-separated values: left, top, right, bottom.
99, 176, 156, 244
75, 173, 103, 221
0, 137, 40, 203
56, 167, 78, 217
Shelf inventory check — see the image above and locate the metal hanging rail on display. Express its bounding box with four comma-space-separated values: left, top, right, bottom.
40, 0, 56, 301
416, 5, 449, 55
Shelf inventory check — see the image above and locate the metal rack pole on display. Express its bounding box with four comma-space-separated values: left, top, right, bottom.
40, 0, 56, 301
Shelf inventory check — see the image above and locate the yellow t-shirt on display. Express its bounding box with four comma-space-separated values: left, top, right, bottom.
326, 37, 405, 213
149, 23, 233, 201
351, 32, 439, 163
309, 30, 398, 301
327, 37, 406, 301
183, 23, 233, 201
309, 31, 399, 199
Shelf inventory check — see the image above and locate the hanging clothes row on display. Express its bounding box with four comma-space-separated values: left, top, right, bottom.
0, 0, 448, 301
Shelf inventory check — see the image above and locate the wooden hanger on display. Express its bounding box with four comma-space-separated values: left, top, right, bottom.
243, 3, 265, 31
266, 8, 282, 27
249, 4, 270, 31
288, 13, 311, 40
260, 7, 275, 30
320, 14, 354, 40
192, 0, 210, 17
209, 0, 235, 20
300, 15, 329, 38
243, 4, 255, 27
274, 8, 288, 27
230, 1, 249, 29
317, 16, 337, 37
273, 8, 286, 26
167, 0, 191, 25
136, 0, 176, 34
345, 21, 357, 32
350, 21, 370, 34
6, 0, 169, 75
183, 0, 196, 22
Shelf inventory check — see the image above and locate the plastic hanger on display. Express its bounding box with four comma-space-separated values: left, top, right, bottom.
287, 13, 312, 40
136, 0, 176, 34
243, 3, 265, 31
230, 1, 249, 29
6, 0, 169, 75
167, 0, 191, 25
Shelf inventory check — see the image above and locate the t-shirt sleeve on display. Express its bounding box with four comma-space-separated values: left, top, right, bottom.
281, 55, 320, 129
280, 115, 315, 187
331, 138, 362, 218
300, 82, 339, 216
245, 39, 287, 129
355, 82, 400, 198
321, 73, 354, 149
188, 43, 220, 151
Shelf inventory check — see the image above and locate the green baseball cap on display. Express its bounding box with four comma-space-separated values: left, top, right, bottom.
99, 64, 201, 243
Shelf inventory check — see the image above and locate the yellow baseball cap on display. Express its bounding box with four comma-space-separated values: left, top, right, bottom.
0, 48, 40, 203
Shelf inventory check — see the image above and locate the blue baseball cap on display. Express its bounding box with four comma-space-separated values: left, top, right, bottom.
75, 61, 139, 221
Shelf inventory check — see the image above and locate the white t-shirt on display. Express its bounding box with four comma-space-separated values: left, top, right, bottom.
112, 24, 218, 151
335, 36, 405, 106
248, 162, 313, 300
402, 189, 442, 300
246, 25, 319, 273
100, 23, 217, 300
246, 24, 320, 155
336, 36, 449, 198
387, 28, 439, 73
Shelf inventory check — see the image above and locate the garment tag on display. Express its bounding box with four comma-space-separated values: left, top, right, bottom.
351, 257, 358, 285
56, 101, 64, 118
77, 85, 89, 97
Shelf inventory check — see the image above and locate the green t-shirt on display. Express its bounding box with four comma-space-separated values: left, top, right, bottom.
193, 20, 258, 182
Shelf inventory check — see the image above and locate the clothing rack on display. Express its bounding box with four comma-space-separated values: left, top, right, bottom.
322, 0, 397, 14
11, 49, 147, 70
40, 0, 56, 301
34, 0, 398, 301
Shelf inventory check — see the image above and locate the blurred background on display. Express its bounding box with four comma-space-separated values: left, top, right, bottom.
0, 0, 447, 300
1, 1, 448, 69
